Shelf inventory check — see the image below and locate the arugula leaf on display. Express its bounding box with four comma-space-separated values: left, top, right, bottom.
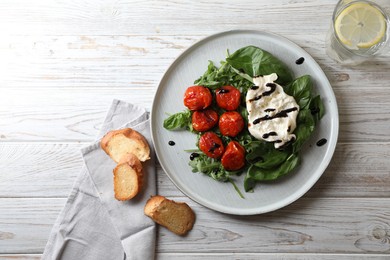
189, 153, 245, 198
163, 110, 192, 130
244, 154, 300, 192
194, 61, 224, 89
194, 60, 253, 92
189, 153, 231, 182
226, 46, 293, 85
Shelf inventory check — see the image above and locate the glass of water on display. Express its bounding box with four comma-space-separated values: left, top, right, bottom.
326, 0, 390, 65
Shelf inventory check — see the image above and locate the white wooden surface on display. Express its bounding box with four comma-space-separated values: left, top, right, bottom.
1, 0, 390, 259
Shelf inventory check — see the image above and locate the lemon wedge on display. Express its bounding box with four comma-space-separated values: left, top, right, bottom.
335, 2, 387, 49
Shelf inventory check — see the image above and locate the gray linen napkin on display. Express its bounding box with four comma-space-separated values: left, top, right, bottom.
42, 100, 156, 260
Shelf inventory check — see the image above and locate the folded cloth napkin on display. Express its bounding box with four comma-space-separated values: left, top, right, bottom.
42, 100, 156, 260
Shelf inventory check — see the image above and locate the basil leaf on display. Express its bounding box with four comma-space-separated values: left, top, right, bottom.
244, 154, 300, 192
226, 46, 293, 85
246, 141, 290, 169
310, 94, 325, 121
163, 110, 192, 130
285, 75, 312, 109
292, 109, 315, 153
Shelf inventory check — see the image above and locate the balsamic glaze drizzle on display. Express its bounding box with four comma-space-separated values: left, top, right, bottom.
249, 83, 277, 102
316, 138, 327, 147
208, 142, 221, 153
253, 107, 298, 125
250, 95, 262, 102
190, 153, 200, 160
263, 83, 277, 96
218, 89, 229, 94
262, 131, 278, 139
295, 57, 305, 65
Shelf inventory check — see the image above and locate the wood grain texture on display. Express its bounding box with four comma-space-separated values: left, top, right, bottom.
0, 198, 389, 254
0, 199, 65, 254
0, 255, 41, 260
159, 254, 390, 260
0, 253, 389, 260
0, 0, 336, 36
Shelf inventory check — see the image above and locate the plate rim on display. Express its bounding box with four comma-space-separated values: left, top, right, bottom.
150, 29, 339, 215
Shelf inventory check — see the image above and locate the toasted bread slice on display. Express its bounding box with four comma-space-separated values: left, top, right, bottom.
101, 128, 150, 163
113, 153, 143, 201
144, 195, 195, 235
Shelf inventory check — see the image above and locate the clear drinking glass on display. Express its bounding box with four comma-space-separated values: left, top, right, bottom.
326, 0, 390, 65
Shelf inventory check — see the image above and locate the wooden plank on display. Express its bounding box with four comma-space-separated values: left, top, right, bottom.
0, 253, 389, 260
0, 143, 81, 197
0, 0, 336, 36
0, 255, 40, 260
0, 35, 194, 88
0, 88, 389, 142
158, 253, 390, 259
0, 198, 65, 254
0, 142, 389, 198
0, 198, 389, 254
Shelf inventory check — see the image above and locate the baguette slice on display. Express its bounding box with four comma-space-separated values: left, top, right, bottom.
113, 153, 143, 201
144, 195, 195, 235
101, 128, 150, 163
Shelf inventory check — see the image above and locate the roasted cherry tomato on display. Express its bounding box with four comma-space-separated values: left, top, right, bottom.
221, 141, 246, 171
215, 86, 241, 111
198, 132, 225, 159
219, 111, 244, 137
184, 86, 212, 111
192, 109, 218, 132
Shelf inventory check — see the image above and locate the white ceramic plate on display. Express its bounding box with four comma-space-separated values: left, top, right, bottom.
151, 30, 338, 215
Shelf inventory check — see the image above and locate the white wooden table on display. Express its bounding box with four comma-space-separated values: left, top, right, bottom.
1, 0, 390, 259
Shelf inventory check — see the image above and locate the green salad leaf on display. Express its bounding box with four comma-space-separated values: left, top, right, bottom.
163, 110, 192, 130
226, 45, 293, 85
246, 141, 290, 169
285, 75, 312, 109
285, 76, 325, 153
189, 153, 238, 182
310, 95, 326, 121
194, 60, 253, 92
292, 109, 316, 153
244, 154, 300, 192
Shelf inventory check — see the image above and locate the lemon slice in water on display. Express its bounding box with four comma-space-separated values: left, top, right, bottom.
335, 2, 387, 49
